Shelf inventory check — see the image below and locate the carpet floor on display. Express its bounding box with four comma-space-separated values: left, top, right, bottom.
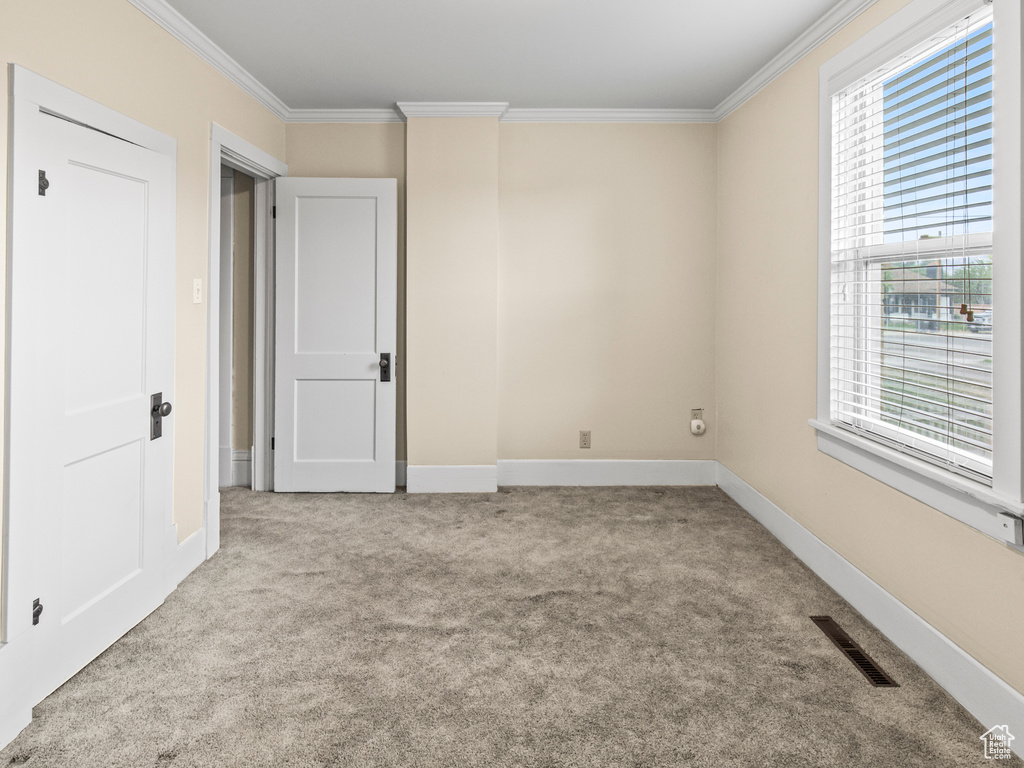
0, 486, 1013, 767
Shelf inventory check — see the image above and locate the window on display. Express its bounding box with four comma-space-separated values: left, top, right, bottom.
831, 9, 993, 481
815, 0, 1024, 544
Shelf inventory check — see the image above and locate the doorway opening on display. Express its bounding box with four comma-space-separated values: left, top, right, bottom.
219, 166, 256, 488
204, 125, 287, 557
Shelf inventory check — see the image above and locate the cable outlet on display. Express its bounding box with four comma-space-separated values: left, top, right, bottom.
579, 430, 591, 449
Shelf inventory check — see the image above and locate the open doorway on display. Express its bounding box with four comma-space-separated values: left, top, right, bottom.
204, 125, 287, 558
219, 166, 256, 488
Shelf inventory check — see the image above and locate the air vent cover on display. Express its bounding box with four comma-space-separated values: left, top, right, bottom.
810, 616, 899, 687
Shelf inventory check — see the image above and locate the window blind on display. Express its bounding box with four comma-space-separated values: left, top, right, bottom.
830, 7, 994, 482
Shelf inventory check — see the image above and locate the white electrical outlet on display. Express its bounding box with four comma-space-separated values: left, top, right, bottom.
193, 278, 203, 304
580, 430, 591, 449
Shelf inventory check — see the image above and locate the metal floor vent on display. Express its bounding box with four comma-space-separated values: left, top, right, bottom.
810, 616, 899, 687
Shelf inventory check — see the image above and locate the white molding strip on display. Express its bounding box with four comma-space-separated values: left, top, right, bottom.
498, 459, 717, 486
125, 0, 288, 120
204, 493, 220, 560
714, 0, 879, 120
165, 527, 207, 590
501, 108, 717, 123
406, 465, 498, 493
716, 462, 1024, 751
287, 108, 404, 123
231, 449, 252, 487
123, 0, 882, 125
813, 420, 1024, 548
397, 102, 509, 118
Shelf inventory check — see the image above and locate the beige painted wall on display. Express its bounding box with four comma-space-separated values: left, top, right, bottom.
0, 0, 286, 540
716, 0, 1024, 694
405, 117, 500, 467
498, 123, 717, 460
284, 123, 407, 461
231, 170, 254, 451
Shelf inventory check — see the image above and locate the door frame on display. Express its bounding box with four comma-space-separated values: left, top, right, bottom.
204, 125, 286, 556
2, 64, 178, 749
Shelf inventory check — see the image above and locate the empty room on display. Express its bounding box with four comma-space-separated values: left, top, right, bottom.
1, 0, 1022, 764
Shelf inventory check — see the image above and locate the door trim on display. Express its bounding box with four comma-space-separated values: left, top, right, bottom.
205, 125, 286, 555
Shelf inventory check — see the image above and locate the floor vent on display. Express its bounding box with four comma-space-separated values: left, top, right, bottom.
810, 616, 899, 687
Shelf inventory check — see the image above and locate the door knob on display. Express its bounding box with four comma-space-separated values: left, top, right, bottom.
379, 353, 391, 382
150, 393, 172, 440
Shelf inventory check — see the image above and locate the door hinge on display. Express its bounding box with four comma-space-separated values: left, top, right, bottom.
32, 598, 43, 626
272, 205, 276, 219
38, 170, 49, 196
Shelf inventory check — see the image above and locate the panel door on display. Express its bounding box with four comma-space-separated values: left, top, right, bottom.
274, 178, 397, 492
7, 107, 176, 701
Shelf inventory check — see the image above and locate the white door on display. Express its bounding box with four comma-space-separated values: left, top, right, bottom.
6, 93, 176, 702
274, 178, 397, 492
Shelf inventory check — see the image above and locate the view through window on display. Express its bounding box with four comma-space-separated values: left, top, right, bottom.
830, 7, 993, 481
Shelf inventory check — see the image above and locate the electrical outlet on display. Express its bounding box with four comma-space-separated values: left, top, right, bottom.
580, 430, 591, 449
691, 408, 703, 420
192, 278, 203, 304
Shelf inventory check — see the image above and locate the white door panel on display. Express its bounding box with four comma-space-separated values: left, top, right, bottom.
275, 178, 396, 492
7, 103, 175, 703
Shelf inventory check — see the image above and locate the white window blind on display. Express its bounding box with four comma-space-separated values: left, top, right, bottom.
830, 6, 993, 482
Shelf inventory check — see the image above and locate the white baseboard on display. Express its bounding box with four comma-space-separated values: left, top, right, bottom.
166, 527, 207, 589
396, 460, 407, 487
406, 464, 498, 493
205, 492, 220, 558
230, 449, 251, 487
498, 459, 717, 486
716, 462, 1024, 750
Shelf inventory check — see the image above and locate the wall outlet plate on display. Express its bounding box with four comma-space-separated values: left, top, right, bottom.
691, 408, 703, 420
580, 430, 591, 449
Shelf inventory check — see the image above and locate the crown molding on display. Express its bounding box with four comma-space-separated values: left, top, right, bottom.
286, 108, 404, 123
128, 0, 878, 126
397, 102, 510, 118
713, 0, 880, 120
126, 0, 289, 120
501, 108, 717, 123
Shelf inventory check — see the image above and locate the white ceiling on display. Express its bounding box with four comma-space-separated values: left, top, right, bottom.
158, 0, 860, 112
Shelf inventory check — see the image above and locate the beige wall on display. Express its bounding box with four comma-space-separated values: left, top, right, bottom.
405, 117, 501, 467
284, 123, 407, 461
498, 123, 717, 460
231, 170, 254, 451
0, 0, 286, 540
716, 0, 1024, 694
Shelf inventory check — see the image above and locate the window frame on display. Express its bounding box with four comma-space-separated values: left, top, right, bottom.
813, 0, 1024, 547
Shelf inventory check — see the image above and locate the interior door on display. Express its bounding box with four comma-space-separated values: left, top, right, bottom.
7, 104, 176, 701
274, 178, 396, 492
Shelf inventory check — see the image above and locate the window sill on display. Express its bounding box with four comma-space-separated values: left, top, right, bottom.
810, 419, 1024, 549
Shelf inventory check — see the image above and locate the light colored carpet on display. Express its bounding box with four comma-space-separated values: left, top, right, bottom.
0, 486, 1012, 767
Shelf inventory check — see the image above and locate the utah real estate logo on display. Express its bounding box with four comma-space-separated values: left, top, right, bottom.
980, 725, 1014, 760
